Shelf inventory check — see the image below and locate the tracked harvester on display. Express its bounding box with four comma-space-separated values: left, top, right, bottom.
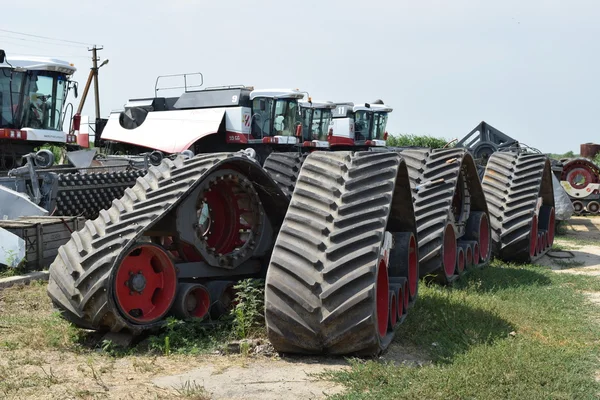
393, 147, 491, 283
47, 149, 419, 357
481, 150, 556, 262
46, 78, 556, 358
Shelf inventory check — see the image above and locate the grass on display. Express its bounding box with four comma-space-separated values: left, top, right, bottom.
324, 260, 600, 399
0, 280, 80, 351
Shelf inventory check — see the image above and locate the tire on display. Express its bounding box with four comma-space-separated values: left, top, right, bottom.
396, 147, 491, 281
481, 150, 555, 262
264, 150, 417, 356
262, 152, 307, 199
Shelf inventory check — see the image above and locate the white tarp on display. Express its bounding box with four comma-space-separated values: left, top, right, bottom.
0, 185, 48, 220
0, 227, 25, 268
552, 174, 574, 221
101, 108, 226, 153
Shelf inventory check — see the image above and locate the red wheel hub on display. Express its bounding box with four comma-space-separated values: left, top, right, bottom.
407, 234, 418, 298
457, 248, 465, 273
195, 174, 258, 257
442, 224, 457, 278
478, 214, 490, 262
114, 244, 177, 324
529, 214, 538, 258
376, 259, 390, 338
562, 160, 600, 190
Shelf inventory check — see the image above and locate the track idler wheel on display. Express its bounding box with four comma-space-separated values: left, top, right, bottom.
465, 211, 491, 264
171, 283, 211, 320
442, 223, 457, 281
389, 232, 418, 305
176, 168, 267, 268
538, 206, 555, 248
113, 243, 178, 325
529, 214, 539, 259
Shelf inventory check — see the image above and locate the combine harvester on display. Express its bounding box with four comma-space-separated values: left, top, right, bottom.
0, 50, 83, 171
46, 82, 419, 356
45, 78, 551, 356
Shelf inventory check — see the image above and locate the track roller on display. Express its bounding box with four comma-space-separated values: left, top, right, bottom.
170, 283, 211, 320
264, 151, 417, 356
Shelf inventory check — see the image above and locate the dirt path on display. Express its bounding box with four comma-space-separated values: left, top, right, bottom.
540, 216, 600, 276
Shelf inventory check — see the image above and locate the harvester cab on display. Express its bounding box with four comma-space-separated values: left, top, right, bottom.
248, 89, 305, 145
329, 100, 392, 149
298, 99, 336, 148
98, 75, 306, 161
0, 51, 79, 169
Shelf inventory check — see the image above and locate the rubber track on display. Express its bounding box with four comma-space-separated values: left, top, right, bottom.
265, 150, 413, 356
481, 151, 550, 261
54, 170, 147, 219
396, 147, 470, 274
262, 152, 307, 199
47, 152, 264, 334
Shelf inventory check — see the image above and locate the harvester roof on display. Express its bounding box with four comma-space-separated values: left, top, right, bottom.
353, 103, 393, 113
299, 100, 336, 109
249, 89, 304, 100
0, 55, 76, 75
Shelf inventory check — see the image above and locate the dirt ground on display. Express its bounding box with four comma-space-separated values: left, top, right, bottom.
540, 216, 600, 277
1, 216, 598, 400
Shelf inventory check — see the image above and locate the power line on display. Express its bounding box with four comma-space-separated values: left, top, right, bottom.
0, 34, 88, 49
0, 28, 97, 47
8, 52, 90, 60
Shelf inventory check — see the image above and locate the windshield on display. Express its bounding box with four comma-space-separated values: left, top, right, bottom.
312, 109, 332, 141
273, 99, 300, 136
0, 69, 25, 128
21, 71, 69, 131
354, 110, 372, 140
373, 112, 388, 140
301, 107, 312, 140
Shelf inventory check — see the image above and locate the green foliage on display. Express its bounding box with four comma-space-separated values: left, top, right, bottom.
230, 278, 266, 340
594, 153, 600, 166
547, 150, 578, 160
386, 134, 451, 149
34, 144, 65, 164
144, 278, 266, 355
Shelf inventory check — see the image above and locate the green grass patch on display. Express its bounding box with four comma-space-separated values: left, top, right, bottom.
0, 281, 80, 351
325, 261, 600, 399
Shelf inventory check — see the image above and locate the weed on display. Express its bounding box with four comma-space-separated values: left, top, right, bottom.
173, 380, 211, 399
230, 278, 265, 340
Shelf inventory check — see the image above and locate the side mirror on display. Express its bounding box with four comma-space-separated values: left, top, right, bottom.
0, 50, 5, 64
74, 82, 79, 98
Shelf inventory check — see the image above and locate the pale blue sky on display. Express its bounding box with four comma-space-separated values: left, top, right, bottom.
2, 0, 598, 154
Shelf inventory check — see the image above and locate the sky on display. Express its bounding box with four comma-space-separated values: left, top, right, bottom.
2, 0, 598, 154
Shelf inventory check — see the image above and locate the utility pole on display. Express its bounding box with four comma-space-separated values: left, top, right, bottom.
90, 45, 103, 121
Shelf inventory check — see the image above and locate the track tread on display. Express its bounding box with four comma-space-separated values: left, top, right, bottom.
47, 152, 272, 333
481, 151, 552, 260
265, 150, 415, 356
263, 152, 307, 199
